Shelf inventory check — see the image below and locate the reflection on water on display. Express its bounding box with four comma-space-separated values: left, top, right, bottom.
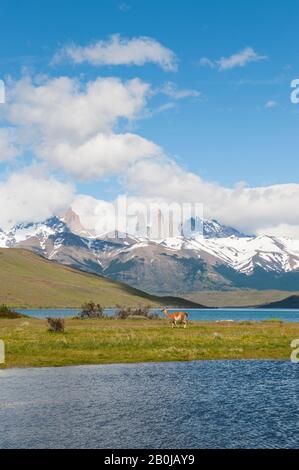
0, 361, 298, 449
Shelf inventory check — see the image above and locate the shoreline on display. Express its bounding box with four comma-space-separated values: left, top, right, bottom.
14, 307, 299, 314
0, 357, 291, 372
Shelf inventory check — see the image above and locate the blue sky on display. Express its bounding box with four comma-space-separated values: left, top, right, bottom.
0, 0, 299, 235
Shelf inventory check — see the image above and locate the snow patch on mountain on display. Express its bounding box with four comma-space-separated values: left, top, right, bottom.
1, 209, 299, 278
157, 234, 299, 274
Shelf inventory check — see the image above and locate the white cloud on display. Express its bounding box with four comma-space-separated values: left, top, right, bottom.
0, 172, 74, 230
199, 57, 215, 68
118, 2, 130, 12
218, 47, 267, 70
0, 79, 5, 104
123, 159, 299, 236
1, 72, 296, 238
160, 82, 201, 100
72, 195, 117, 235
199, 47, 267, 71
256, 224, 299, 239
39, 132, 161, 180
8, 76, 150, 142
4, 75, 162, 179
265, 100, 278, 109
53, 34, 178, 71
0, 128, 20, 161
155, 102, 177, 113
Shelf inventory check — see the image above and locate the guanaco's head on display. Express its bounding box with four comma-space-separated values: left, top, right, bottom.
161, 307, 168, 314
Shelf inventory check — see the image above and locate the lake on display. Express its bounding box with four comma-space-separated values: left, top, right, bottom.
0, 361, 298, 449
16, 308, 299, 322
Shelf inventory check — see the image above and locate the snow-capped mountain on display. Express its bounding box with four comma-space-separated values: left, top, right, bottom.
2, 209, 299, 294
182, 217, 247, 239
158, 234, 299, 274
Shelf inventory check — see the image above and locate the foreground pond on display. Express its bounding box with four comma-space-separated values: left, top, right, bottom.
16, 308, 299, 322
0, 361, 298, 448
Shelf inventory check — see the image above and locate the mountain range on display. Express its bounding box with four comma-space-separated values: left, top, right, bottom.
1, 208, 299, 295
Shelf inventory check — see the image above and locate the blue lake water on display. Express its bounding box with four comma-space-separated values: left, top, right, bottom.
0, 361, 298, 449
16, 308, 299, 322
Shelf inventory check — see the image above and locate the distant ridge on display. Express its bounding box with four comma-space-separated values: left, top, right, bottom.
259, 295, 299, 309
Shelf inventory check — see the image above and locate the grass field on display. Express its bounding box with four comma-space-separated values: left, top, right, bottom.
0, 317, 298, 368
0, 248, 199, 308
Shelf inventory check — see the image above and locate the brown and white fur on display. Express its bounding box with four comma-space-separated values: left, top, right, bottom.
162, 307, 188, 328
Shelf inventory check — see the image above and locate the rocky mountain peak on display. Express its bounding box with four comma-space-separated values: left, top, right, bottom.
61, 208, 96, 238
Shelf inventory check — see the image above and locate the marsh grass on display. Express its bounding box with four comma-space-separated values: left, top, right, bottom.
261, 318, 283, 324
0, 318, 298, 368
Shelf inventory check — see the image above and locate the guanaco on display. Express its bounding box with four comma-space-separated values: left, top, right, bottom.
162, 307, 188, 328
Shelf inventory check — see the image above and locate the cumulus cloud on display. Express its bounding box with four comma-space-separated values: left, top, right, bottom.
72, 194, 117, 235
0, 79, 5, 104
1, 72, 297, 238
4, 75, 162, 179
53, 34, 178, 71
0, 128, 20, 161
8, 76, 149, 142
199, 47, 267, 71
0, 172, 74, 230
123, 159, 299, 236
39, 132, 161, 180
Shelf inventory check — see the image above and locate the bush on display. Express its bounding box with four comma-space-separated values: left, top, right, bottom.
79, 302, 104, 319
47, 317, 65, 333
0, 304, 14, 315
114, 306, 158, 320
0, 304, 27, 319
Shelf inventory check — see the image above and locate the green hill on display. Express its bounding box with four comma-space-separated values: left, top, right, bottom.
183, 289, 299, 308
259, 295, 299, 309
0, 248, 204, 309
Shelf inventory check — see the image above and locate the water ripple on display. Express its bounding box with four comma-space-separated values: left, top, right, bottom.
0, 361, 298, 449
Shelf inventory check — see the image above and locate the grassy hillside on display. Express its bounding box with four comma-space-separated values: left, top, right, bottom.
183, 289, 299, 308
0, 248, 203, 308
259, 295, 299, 309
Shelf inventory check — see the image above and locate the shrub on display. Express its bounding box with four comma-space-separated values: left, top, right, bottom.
47, 317, 65, 333
0, 304, 27, 319
79, 302, 104, 319
0, 304, 13, 315
114, 305, 158, 320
